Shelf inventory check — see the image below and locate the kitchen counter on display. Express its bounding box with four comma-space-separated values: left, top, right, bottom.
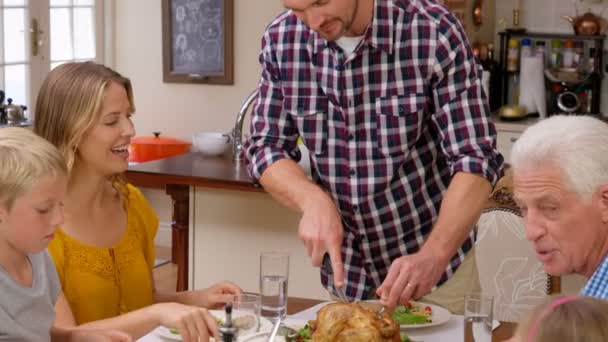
126, 152, 261, 291
127, 152, 260, 192
127, 153, 327, 298
491, 114, 540, 133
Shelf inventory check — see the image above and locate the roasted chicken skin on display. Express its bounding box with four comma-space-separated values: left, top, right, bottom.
308, 302, 401, 342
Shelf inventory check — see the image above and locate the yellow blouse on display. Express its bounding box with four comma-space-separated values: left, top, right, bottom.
48, 184, 159, 324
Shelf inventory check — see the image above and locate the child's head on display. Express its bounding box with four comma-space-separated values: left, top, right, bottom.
0, 127, 68, 254
514, 295, 608, 342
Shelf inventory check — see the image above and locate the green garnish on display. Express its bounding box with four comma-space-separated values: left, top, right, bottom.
169, 328, 180, 335
298, 324, 312, 341
391, 305, 430, 325
401, 335, 413, 342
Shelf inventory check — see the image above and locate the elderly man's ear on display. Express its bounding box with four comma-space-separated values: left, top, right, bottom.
599, 184, 608, 224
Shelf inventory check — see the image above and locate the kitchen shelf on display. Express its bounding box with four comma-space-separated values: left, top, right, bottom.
497, 31, 605, 115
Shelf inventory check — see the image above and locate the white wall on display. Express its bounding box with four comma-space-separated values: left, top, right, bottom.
114, 0, 285, 141
114, 1, 286, 246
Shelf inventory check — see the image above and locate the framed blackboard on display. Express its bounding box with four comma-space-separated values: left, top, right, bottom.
162, 0, 234, 84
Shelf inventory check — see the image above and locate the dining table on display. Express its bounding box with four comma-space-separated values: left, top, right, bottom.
138, 297, 516, 341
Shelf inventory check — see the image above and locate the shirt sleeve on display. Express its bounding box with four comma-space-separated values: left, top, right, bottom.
429, 14, 504, 185
243, 30, 300, 182
127, 184, 159, 273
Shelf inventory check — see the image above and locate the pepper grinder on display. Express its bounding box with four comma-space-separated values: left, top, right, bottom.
219, 302, 238, 342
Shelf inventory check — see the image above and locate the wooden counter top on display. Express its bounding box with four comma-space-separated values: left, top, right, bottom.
127, 152, 262, 193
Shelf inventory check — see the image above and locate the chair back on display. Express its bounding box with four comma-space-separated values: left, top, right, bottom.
475, 207, 553, 322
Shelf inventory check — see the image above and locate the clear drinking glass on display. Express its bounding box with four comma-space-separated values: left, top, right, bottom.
231, 292, 261, 336
259, 251, 289, 323
464, 293, 494, 342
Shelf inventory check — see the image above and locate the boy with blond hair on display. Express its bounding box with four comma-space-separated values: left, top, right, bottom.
0, 127, 130, 342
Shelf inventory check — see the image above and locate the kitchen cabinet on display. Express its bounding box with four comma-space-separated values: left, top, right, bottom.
492, 116, 538, 163
126, 153, 330, 299
496, 130, 521, 163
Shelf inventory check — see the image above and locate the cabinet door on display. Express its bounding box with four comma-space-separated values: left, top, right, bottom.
497, 130, 521, 163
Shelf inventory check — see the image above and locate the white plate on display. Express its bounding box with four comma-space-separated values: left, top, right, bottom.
360, 300, 451, 330
156, 309, 273, 341
396, 302, 451, 330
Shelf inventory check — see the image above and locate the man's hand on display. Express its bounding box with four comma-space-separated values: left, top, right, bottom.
298, 190, 345, 288
376, 249, 449, 311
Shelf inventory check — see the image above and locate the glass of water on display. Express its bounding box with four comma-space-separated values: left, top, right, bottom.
259, 251, 289, 323
231, 292, 261, 336
464, 293, 494, 342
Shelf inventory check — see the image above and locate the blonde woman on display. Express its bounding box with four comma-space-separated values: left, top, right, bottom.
0, 127, 130, 341
511, 295, 608, 342
34, 62, 241, 342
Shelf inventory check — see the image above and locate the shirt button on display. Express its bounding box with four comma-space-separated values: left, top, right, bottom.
398, 105, 405, 114
349, 168, 356, 177
348, 99, 354, 108
297, 105, 305, 112
353, 204, 359, 212
335, 65, 343, 71
348, 133, 354, 141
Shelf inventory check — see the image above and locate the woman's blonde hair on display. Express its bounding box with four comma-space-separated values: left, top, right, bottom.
33, 61, 134, 198
516, 295, 608, 342
0, 127, 67, 210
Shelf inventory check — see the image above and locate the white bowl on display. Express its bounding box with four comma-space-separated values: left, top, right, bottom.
192, 132, 231, 156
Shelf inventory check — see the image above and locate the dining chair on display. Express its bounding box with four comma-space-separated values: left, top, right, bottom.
474, 173, 560, 323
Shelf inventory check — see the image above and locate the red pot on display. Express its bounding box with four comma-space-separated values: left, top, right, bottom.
129, 132, 191, 163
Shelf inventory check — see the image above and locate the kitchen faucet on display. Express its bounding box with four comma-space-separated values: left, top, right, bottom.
231, 88, 259, 161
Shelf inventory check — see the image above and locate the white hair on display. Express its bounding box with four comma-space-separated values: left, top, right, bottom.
511, 115, 608, 200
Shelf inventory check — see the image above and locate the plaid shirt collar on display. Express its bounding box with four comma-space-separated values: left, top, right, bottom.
581, 253, 608, 299
310, 0, 395, 56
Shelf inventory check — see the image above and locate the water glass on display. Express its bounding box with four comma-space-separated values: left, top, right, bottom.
231, 292, 261, 336
464, 293, 494, 342
259, 251, 289, 323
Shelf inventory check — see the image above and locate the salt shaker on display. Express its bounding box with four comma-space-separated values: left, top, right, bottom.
219, 302, 238, 342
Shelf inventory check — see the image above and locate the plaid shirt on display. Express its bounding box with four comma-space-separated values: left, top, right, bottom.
245, 0, 503, 300
581, 254, 608, 299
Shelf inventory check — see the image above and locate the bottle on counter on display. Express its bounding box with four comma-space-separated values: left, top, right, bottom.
478, 44, 491, 102
506, 39, 520, 105
588, 48, 598, 73
507, 38, 520, 72
520, 38, 533, 59
550, 40, 562, 69
573, 40, 584, 69
535, 40, 547, 66
562, 40, 574, 68
486, 43, 502, 111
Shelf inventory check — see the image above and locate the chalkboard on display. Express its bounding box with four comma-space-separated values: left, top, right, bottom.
162, 0, 234, 84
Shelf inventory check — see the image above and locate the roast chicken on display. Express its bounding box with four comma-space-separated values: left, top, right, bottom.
308, 302, 401, 342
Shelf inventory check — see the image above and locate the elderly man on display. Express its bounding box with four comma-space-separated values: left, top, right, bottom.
511, 115, 608, 299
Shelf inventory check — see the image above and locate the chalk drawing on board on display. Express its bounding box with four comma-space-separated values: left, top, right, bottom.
171, 0, 224, 76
